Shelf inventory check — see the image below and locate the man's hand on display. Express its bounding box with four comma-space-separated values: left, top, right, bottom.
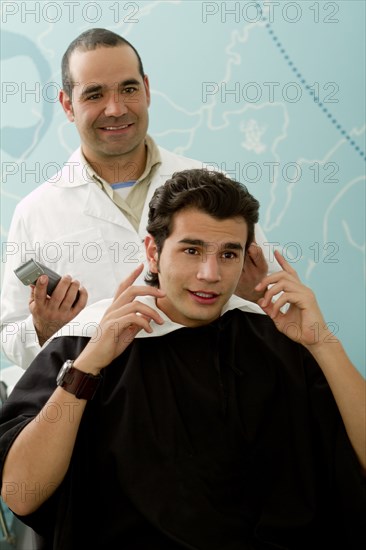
30, 274, 88, 346
235, 242, 268, 302
74, 264, 165, 375
255, 250, 332, 349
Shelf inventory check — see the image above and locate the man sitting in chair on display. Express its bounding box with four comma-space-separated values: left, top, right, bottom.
1, 169, 365, 549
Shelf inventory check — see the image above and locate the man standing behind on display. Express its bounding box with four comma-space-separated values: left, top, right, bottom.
1, 169, 364, 549
1, 28, 271, 369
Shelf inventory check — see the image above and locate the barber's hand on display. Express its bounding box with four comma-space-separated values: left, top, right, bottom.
73, 264, 165, 375
235, 242, 268, 302
30, 275, 88, 346
255, 250, 332, 349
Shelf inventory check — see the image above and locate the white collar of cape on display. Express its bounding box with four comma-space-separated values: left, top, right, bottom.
49, 295, 265, 343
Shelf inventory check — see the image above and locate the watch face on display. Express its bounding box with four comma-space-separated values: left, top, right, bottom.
56, 361, 72, 385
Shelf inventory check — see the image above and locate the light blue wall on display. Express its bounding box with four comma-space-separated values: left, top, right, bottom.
1, 1, 365, 376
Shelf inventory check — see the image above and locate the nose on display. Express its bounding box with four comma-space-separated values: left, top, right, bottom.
104, 92, 128, 117
196, 254, 221, 283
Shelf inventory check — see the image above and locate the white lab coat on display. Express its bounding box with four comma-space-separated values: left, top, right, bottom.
1, 146, 275, 369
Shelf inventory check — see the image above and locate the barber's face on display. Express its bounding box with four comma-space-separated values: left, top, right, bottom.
60, 45, 150, 167
145, 208, 247, 327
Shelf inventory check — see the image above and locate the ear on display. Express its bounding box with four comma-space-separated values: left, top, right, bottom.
59, 89, 74, 122
143, 74, 151, 107
144, 235, 158, 273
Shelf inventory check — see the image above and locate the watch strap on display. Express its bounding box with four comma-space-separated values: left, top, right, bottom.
57, 360, 102, 400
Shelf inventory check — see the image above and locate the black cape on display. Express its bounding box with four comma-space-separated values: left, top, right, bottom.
0, 310, 365, 550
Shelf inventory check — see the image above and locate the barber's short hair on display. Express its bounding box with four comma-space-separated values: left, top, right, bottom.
61, 28, 144, 98
145, 168, 260, 287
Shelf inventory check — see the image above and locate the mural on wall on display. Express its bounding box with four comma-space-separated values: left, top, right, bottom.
1, 1, 365, 374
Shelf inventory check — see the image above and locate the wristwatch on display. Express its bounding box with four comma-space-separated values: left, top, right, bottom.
56, 360, 102, 400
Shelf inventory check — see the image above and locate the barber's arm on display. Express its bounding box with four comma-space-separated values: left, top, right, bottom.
255, 250, 366, 473
1, 265, 165, 516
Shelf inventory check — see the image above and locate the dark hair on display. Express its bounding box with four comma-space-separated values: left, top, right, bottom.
61, 28, 145, 98
145, 168, 260, 287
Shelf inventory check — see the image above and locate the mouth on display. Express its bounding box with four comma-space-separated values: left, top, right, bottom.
189, 290, 220, 305
99, 123, 134, 132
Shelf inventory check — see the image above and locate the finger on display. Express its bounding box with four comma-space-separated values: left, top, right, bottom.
246, 243, 267, 269
245, 243, 260, 266
255, 269, 297, 293
257, 299, 289, 329
113, 264, 145, 301
117, 314, 157, 341
257, 297, 275, 317
46, 275, 74, 306
107, 313, 156, 335
263, 293, 292, 319
31, 275, 49, 306
259, 277, 297, 306
58, 280, 83, 310
72, 286, 88, 312
273, 250, 297, 276
106, 300, 165, 326
112, 284, 166, 309
127, 317, 154, 334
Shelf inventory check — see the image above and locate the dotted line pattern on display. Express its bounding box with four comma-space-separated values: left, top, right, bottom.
256, 2, 365, 161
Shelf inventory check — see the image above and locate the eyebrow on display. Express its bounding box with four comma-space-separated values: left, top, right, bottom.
178, 239, 244, 251
80, 79, 141, 98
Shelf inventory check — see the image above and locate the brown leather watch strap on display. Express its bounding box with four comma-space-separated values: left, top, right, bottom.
57, 361, 102, 400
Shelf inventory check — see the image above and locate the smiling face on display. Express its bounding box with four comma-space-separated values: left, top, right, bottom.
145, 208, 248, 327
59, 45, 150, 171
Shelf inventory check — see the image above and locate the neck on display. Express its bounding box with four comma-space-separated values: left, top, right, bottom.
84, 144, 147, 184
